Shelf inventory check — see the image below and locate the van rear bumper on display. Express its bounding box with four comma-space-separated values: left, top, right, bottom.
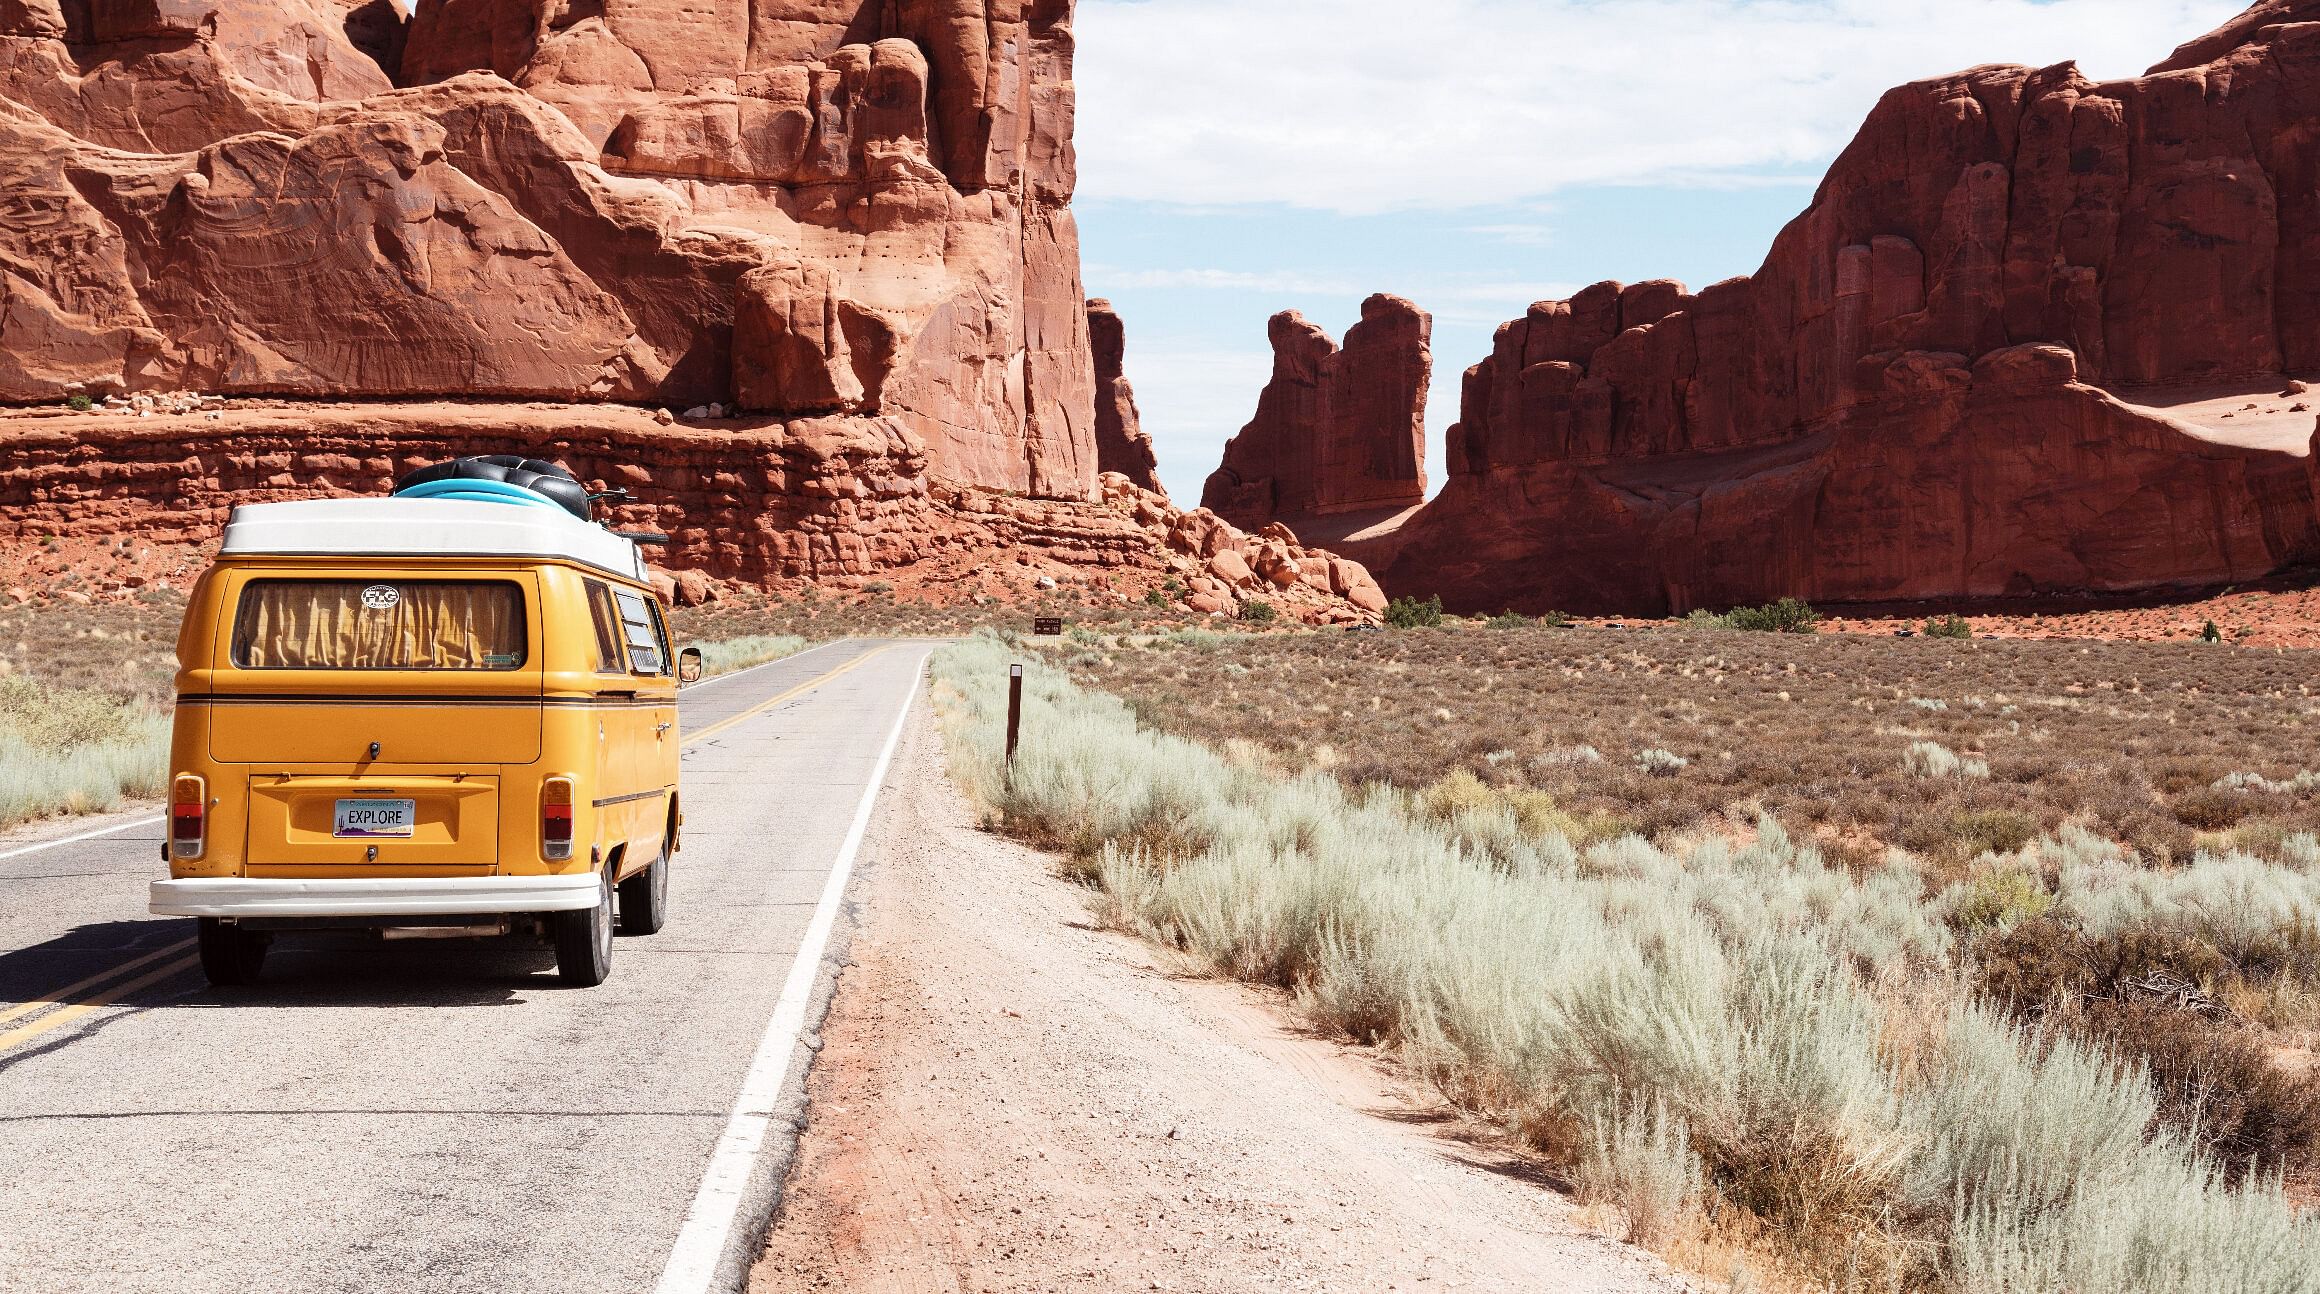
150, 874, 601, 918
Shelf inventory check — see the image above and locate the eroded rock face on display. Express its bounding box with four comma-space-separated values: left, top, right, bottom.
1358, 5, 2320, 612
1201, 293, 1430, 532
0, 0, 1098, 499
0, 402, 1386, 622
1086, 298, 1161, 496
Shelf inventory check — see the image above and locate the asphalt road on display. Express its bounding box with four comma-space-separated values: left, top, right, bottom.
0, 638, 930, 1294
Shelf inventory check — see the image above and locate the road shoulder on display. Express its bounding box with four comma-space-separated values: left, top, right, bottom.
752, 709, 1691, 1293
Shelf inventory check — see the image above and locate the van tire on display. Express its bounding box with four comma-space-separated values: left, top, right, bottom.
618, 833, 671, 937
196, 918, 267, 987
554, 867, 615, 987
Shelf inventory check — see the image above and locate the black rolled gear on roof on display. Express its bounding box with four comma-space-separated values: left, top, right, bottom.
394, 455, 593, 521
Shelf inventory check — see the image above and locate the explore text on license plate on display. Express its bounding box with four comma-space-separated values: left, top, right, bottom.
334, 798, 416, 838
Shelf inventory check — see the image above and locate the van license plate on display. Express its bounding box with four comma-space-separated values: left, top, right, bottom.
334, 798, 416, 839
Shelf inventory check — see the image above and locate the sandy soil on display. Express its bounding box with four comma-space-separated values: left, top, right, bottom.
752, 716, 1690, 1294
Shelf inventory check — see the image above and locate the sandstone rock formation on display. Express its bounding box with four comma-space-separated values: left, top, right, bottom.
1201, 294, 1430, 535
1233, 3, 2320, 615
1086, 298, 1162, 495
0, 0, 1096, 498
0, 399, 1386, 621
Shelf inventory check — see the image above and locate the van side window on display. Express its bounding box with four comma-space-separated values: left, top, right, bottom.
584, 581, 625, 673
646, 597, 675, 678
612, 588, 665, 676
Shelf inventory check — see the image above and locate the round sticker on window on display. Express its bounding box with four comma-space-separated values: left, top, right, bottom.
360, 584, 400, 611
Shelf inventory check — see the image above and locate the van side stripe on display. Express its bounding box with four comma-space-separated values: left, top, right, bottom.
590, 787, 672, 809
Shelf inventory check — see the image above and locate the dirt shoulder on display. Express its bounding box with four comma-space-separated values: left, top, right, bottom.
752, 715, 1689, 1293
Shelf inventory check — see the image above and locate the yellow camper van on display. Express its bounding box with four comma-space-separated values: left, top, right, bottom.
150, 457, 703, 988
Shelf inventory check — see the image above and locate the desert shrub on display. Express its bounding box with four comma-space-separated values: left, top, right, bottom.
1949, 865, 2054, 933
2076, 999, 2320, 1180
1924, 615, 1973, 640
1720, 598, 1822, 634
1904, 741, 1990, 780
1384, 594, 1444, 629
861, 580, 893, 594
1635, 748, 1689, 777
1164, 628, 1226, 653
1486, 611, 1532, 629
2215, 770, 2320, 797
0, 676, 169, 826
1539, 610, 1573, 628
693, 634, 807, 677
1576, 1095, 1705, 1248
1916, 809, 2042, 866
2173, 786, 2257, 831
1237, 598, 1277, 624
1972, 917, 2093, 1011
1144, 587, 1169, 608
65, 393, 93, 412
931, 637, 2320, 1286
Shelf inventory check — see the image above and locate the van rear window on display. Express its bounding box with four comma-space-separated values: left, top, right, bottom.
231, 580, 528, 671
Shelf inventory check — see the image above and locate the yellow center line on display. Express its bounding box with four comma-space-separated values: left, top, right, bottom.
0, 938, 196, 1028
0, 955, 201, 1057
681, 646, 887, 750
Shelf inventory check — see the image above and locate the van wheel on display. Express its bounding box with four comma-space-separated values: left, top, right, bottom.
554, 867, 614, 987
196, 918, 267, 987
618, 834, 671, 937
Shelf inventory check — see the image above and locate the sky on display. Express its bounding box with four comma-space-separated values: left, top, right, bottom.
1072, 0, 2253, 503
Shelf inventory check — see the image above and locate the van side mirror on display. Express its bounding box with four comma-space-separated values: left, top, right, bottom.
677, 647, 704, 684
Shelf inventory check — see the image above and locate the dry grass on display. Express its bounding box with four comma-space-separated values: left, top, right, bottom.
933, 633, 2320, 1292
1058, 622, 2320, 875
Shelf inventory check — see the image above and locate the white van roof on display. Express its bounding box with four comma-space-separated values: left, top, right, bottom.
220, 498, 651, 583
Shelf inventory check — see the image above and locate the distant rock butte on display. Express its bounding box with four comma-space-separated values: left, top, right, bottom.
1216, 1, 2320, 615
1202, 294, 1430, 535
1087, 298, 1163, 497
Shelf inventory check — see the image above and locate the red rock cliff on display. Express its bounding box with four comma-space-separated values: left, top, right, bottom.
1374, 3, 2320, 614
1201, 293, 1430, 534
0, 0, 1096, 499
1086, 297, 1162, 496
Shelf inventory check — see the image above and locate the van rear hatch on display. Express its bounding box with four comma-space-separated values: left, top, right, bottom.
246, 774, 500, 871
205, 574, 543, 765
202, 574, 542, 870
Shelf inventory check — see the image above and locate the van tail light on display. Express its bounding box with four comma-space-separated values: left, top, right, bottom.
170, 774, 206, 860
542, 777, 575, 861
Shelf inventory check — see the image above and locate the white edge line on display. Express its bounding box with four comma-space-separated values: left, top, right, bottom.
0, 814, 166, 864
652, 647, 929, 1294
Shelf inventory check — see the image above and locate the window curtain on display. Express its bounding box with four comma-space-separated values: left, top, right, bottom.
233, 582, 526, 670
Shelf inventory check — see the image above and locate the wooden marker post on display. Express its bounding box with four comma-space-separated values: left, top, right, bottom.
1006, 664, 1024, 769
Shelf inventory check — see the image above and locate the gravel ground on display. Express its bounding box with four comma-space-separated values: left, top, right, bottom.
752, 716, 1692, 1293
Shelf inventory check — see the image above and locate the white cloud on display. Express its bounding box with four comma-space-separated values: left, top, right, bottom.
1076, 0, 2248, 215
1089, 267, 1370, 294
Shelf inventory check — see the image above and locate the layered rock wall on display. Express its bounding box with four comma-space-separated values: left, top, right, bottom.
0, 401, 1385, 620
1201, 293, 1429, 533
1349, 4, 2320, 613
0, 0, 1097, 499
